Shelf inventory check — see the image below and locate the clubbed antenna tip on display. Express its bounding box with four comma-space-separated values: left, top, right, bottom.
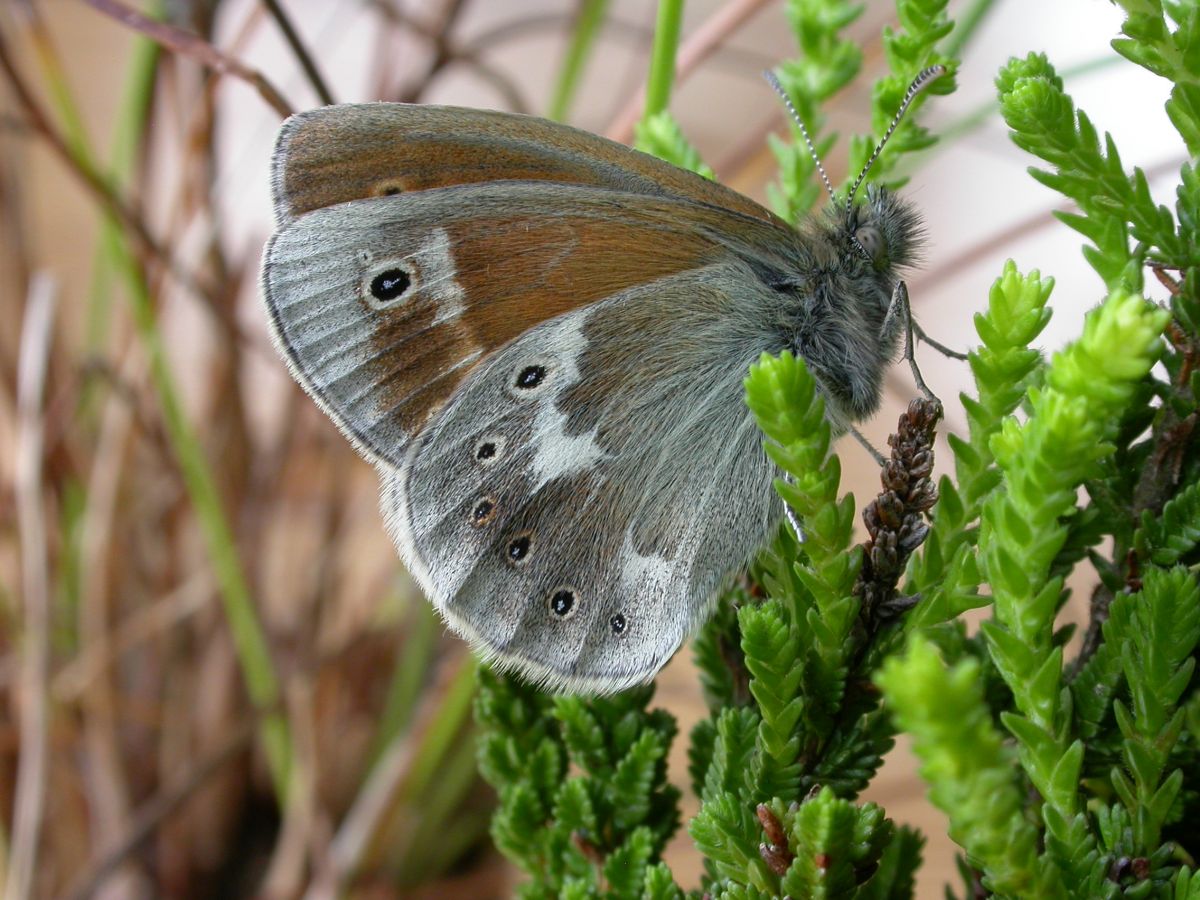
845, 64, 948, 215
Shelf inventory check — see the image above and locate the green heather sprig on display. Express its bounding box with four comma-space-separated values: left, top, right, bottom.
746, 350, 861, 742
1107, 566, 1200, 855
877, 636, 1055, 897
905, 261, 1054, 630
693, 786, 914, 899
475, 670, 680, 899
980, 289, 1167, 824
634, 111, 716, 180
997, 53, 1192, 290
1136, 478, 1200, 565
1109, 1, 1200, 156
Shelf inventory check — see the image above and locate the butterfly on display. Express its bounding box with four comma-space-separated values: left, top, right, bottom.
261, 67, 945, 693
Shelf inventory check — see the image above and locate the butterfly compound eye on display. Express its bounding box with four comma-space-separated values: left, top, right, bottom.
853, 226, 886, 265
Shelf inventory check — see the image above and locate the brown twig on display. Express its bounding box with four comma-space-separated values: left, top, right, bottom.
393, 0, 471, 102
369, 0, 530, 110
76, 349, 142, 888
261, 0, 335, 105
80, 0, 294, 117
0, 23, 226, 315
308, 651, 470, 898
54, 571, 214, 701
63, 720, 255, 900
605, 0, 775, 143
7, 274, 57, 900
0, 114, 27, 412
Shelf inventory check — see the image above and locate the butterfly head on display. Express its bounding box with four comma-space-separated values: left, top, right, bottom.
765, 64, 944, 282
845, 184, 922, 274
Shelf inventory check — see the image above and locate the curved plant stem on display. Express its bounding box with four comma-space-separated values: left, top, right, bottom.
608, 0, 774, 142
548, 0, 609, 121
7, 275, 55, 900
643, 0, 685, 120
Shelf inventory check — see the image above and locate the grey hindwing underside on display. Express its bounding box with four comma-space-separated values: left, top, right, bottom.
385, 263, 787, 693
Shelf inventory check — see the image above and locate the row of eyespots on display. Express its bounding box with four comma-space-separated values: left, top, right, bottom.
467, 360, 547, 476
548, 585, 628, 636
469, 357, 629, 633
481, 531, 626, 635
467, 359, 547, 550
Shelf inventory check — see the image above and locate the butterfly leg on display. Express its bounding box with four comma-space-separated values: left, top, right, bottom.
848, 425, 886, 466
912, 321, 968, 361
887, 280, 943, 402
885, 280, 967, 371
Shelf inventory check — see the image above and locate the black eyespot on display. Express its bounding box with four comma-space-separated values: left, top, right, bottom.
506, 533, 531, 564
473, 435, 506, 464
549, 588, 577, 618
470, 497, 496, 527
609, 613, 627, 635
515, 365, 546, 389
378, 183, 403, 196
370, 268, 410, 301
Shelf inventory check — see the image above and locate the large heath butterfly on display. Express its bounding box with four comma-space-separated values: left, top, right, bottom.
261, 67, 945, 693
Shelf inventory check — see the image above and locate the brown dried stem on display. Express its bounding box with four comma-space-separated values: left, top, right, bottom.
63, 720, 255, 900
261, 0, 335, 105
0, 23, 226, 317
369, 0, 530, 110
6, 274, 56, 900
80, 0, 294, 117
312, 652, 471, 896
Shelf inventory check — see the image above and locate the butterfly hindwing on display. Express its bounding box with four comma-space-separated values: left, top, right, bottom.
386, 263, 787, 691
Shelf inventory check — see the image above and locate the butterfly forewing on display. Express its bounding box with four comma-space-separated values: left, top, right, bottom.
271, 103, 785, 227
262, 181, 799, 469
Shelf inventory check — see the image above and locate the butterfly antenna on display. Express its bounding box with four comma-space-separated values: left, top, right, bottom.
845, 64, 947, 217
764, 70, 836, 205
